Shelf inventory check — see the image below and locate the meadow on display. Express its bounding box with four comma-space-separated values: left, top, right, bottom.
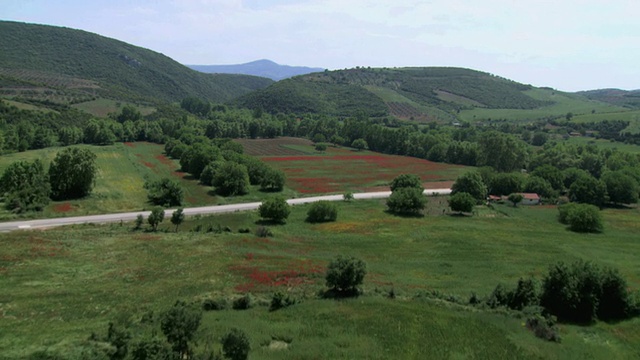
1, 199, 638, 359
236, 137, 468, 193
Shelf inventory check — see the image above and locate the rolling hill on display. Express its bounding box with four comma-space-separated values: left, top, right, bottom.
188, 59, 325, 81
0, 21, 274, 105
576, 89, 640, 109
234, 67, 628, 121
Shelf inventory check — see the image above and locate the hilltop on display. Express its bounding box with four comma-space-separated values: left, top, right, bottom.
234, 67, 627, 121
188, 59, 325, 81
0, 21, 273, 105
577, 89, 640, 109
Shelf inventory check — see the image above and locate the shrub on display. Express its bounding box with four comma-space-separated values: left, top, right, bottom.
343, 192, 354, 202
258, 197, 290, 223
255, 226, 273, 238
448, 192, 476, 213
134, 214, 144, 230
325, 256, 367, 295
232, 294, 253, 310
222, 328, 251, 360
565, 203, 603, 233
557, 203, 579, 224
202, 298, 228, 311
269, 292, 297, 311
509, 277, 539, 310
526, 315, 561, 342
389, 174, 423, 192
306, 201, 338, 223
314, 143, 327, 152
386, 187, 426, 215
486, 283, 512, 309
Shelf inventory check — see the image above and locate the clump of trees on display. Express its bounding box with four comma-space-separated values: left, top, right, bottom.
386, 174, 425, 215
49, 147, 97, 200
0, 159, 50, 212
451, 171, 487, 203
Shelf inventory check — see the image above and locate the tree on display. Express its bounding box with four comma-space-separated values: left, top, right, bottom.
171, 208, 185, 232
258, 197, 290, 223
386, 187, 426, 215
325, 256, 367, 295
148, 207, 165, 231
222, 328, 250, 360
448, 192, 476, 213
602, 171, 639, 205
531, 132, 548, 146
306, 201, 338, 222
531, 165, 564, 191
477, 131, 528, 172
508, 193, 523, 207
351, 138, 368, 151
523, 176, 556, 199
199, 161, 223, 186
49, 147, 97, 200
489, 172, 523, 196
343, 192, 354, 202
160, 300, 202, 359
315, 143, 327, 152
569, 175, 607, 207
390, 174, 423, 192
565, 203, 603, 233
130, 337, 174, 360
134, 214, 144, 230
145, 178, 184, 207
213, 162, 250, 196
260, 168, 285, 192
562, 167, 590, 190
451, 172, 487, 202
0, 160, 50, 213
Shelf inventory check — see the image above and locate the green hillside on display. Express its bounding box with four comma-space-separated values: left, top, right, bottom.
234, 67, 632, 121
577, 89, 640, 109
0, 21, 273, 105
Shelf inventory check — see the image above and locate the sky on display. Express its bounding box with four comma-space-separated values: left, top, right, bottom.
3, 0, 639, 92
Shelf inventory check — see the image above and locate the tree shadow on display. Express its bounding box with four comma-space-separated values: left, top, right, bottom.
254, 219, 286, 226
603, 203, 636, 210
320, 288, 361, 299
258, 188, 282, 193
448, 212, 471, 217
383, 210, 424, 218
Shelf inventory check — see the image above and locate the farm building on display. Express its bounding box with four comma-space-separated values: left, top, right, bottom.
519, 193, 540, 205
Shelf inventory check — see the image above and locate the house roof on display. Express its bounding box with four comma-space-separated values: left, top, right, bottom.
520, 193, 540, 200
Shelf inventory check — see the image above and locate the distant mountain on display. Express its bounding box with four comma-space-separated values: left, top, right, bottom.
188, 59, 325, 81
0, 21, 274, 104
233, 67, 555, 118
576, 89, 640, 109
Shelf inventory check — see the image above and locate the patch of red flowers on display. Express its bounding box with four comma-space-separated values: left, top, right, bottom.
53, 202, 73, 213
142, 161, 156, 169
124, 142, 136, 148
231, 259, 325, 293
155, 154, 174, 167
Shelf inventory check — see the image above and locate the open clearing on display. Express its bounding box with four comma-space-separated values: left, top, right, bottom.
1, 200, 638, 358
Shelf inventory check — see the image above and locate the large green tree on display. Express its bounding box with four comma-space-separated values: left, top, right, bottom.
602, 171, 639, 205
386, 187, 426, 215
325, 256, 367, 295
451, 171, 487, 202
0, 159, 50, 212
258, 197, 291, 223
160, 301, 202, 359
569, 175, 607, 207
213, 162, 250, 196
390, 174, 423, 192
145, 178, 184, 207
477, 131, 528, 172
49, 147, 97, 200
448, 192, 476, 213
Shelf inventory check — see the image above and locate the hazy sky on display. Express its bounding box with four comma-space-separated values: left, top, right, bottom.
3, 0, 639, 91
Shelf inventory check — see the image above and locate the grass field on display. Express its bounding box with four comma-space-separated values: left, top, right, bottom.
236, 138, 468, 193
71, 98, 155, 117
1, 200, 638, 359
459, 88, 629, 122
563, 136, 640, 154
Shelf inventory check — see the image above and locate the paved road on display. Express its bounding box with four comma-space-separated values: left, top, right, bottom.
0, 189, 451, 232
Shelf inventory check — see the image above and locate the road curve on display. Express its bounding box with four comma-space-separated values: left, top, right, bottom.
0, 189, 451, 232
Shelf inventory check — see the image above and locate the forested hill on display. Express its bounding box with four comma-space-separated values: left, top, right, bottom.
576, 89, 640, 109
0, 21, 274, 103
233, 67, 561, 119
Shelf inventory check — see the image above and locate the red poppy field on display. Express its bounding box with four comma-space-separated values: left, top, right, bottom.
238, 138, 468, 193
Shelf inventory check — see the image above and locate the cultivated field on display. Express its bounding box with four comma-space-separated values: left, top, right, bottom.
1, 200, 638, 358
236, 138, 467, 193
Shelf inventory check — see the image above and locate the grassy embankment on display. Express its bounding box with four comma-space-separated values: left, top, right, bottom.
1, 199, 638, 359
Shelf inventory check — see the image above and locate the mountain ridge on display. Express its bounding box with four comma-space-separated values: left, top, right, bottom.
188, 59, 325, 81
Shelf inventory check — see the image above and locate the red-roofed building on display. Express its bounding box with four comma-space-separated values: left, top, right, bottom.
520, 193, 540, 205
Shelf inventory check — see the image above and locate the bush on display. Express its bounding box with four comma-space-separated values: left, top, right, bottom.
202, 298, 228, 311
306, 201, 338, 223
255, 226, 273, 238
258, 197, 290, 223
557, 203, 579, 224
526, 315, 561, 342
565, 203, 603, 233
486, 283, 512, 309
451, 171, 487, 202
325, 256, 367, 295
232, 294, 253, 310
448, 192, 476, 213
222, 328, 251, 360
509, 277, 539, 310
145, 178, 184, 207
389, 174, 423, 192
269, 292, 297, 311
540, 260, 634, 323
386, 187, 426, 215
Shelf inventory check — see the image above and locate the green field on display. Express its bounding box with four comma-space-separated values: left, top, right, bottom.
1, 200, 638, 359
460, 88, 628, 122
563, 136, 640, 154
71, 98, 156, 118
